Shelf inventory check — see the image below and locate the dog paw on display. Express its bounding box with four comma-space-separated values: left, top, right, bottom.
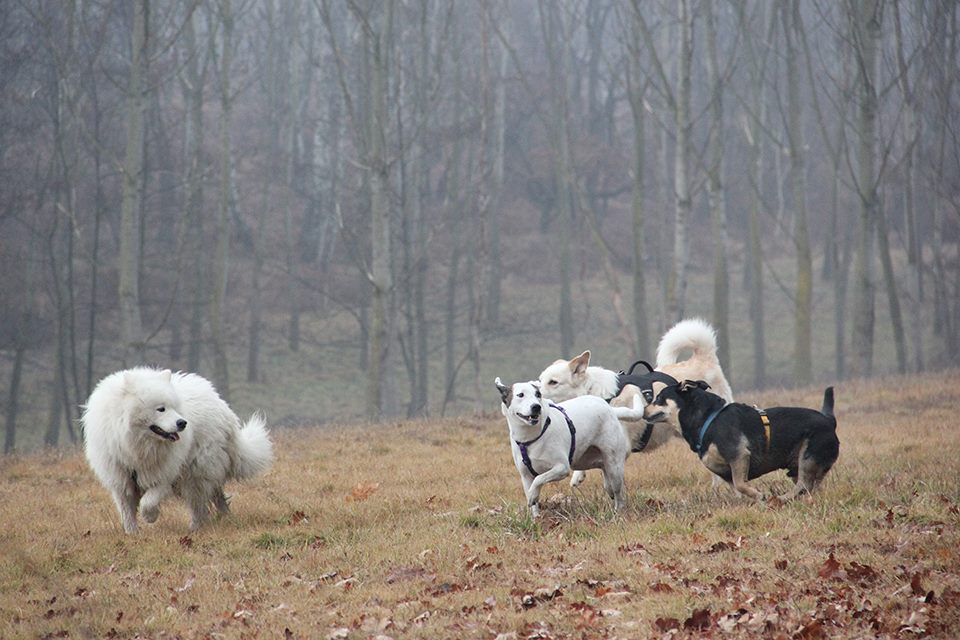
570, 470, 586, 488
140, 505, 160, 523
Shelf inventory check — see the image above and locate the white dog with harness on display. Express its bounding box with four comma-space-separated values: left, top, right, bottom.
495, 378, 647, 517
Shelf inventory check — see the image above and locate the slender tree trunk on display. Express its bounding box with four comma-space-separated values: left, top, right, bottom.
210, 0, 235, 400
365, 0, 395, 419
705, 0, 731, 376
850, 0, 880, 378
668, 0, 693, 322
4, 343, 25, 454
184, 9, 206, 372
783, 0, 812, 386
119, 0, 148, 366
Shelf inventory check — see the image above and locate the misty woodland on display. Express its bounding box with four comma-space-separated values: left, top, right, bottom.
1, 0, 959, 452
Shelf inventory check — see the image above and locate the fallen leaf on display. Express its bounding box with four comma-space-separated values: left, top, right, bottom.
346, 482, 380, 502
289, 510, 307, 525
684, 607, 711, 630
818, 553, 844, 580
654, 617, 680, 632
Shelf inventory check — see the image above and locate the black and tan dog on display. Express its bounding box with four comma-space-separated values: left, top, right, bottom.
644, 380, 839, 501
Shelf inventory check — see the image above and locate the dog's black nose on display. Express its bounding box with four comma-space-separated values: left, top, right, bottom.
530, 405, 541, 416
176, 419, 187, 431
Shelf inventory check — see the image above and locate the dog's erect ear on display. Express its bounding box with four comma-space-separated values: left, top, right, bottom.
678, 379, 711, 393
570, 350, 591, 375
160, 369, 173, 382
495, 377, 512, 406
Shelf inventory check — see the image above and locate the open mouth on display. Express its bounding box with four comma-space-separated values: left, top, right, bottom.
516, 412, 540, 425
150, 425, 180, 442
645, 410, 666, 423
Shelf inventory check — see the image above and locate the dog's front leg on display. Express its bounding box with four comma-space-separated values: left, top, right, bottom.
526, 464, 570, 517
569, 470, 587, 488
729, 456, 763, 501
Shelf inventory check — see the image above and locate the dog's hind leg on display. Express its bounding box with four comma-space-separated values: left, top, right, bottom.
139, 484, 172, 524
213, 488, 231, 516
601, 462, 626, 512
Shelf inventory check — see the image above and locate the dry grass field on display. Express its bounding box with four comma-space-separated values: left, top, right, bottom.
2, 372, 959, 639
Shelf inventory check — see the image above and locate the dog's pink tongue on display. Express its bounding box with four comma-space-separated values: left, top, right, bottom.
169, 432, 180, 442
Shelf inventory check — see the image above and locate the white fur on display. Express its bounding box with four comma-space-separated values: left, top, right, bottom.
82, 367, 273, 533
495, 378, 645, 518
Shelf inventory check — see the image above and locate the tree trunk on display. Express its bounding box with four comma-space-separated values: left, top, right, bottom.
705, 0, 731, 377
669, 0, 693, 322
4, 343, 25, 454
627, 53, 649, 356
365, 0, 395, 420
783, 0, 812, 386
118, 0, 148, 366
850, 0, 880, 378
210, 0, 234, 400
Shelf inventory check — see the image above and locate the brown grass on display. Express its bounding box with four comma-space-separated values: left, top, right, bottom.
2, 372, 960, 638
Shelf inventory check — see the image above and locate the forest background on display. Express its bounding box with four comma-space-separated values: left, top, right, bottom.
1, 0, 958, 452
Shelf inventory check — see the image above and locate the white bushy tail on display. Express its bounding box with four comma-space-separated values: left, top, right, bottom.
656, 318, 719, 367
232, 412, 273, 480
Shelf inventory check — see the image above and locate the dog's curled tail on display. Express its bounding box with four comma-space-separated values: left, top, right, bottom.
656, 318, 719, 367
820, 387, 835, 421
611, 394, 646, 422
232, 412, 273, 480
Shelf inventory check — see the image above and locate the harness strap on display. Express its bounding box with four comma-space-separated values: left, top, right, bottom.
759, 409, 771, 453
696, 405, 729, 455
633, 423, 655, 452
516, 418, 551, 478
515, 404, 577, 478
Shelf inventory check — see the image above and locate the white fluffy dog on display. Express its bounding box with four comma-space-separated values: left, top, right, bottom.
82, 367, 273, 533
496, 377, 646, 517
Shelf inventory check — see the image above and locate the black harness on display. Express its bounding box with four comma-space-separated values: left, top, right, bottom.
612, 360, 679, 453
515, 403, 577, 477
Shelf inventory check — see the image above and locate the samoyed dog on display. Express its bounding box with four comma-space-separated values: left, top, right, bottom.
82, 367, 273, 533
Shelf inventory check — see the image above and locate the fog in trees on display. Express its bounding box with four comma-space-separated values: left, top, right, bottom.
2, 0, 959, 451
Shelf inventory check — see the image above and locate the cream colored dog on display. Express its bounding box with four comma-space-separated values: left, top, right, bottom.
538, 318, 734, 487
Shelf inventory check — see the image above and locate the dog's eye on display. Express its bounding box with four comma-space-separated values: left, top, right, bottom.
535, 391, 541, 399
157, 407, 166, 413
517, 392, 524, 399
548, 380, 558, 386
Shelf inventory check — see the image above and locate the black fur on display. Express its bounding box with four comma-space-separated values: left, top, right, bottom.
650, 381, 839, 498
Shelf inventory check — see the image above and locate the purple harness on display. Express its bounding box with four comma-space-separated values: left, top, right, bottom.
515, 403, 577, 477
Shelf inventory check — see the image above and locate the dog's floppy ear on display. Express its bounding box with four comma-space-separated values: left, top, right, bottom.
569, 350, 591, 375
494, 377, 512, 406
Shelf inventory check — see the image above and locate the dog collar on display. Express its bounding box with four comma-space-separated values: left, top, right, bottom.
696, 405, 728, 455
515, 404, 576, 477
633, 423, 655, 452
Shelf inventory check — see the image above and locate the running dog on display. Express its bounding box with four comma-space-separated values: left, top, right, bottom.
495, 378, 646, 517
643, 380, 839, 501
83, 367, 273, 533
